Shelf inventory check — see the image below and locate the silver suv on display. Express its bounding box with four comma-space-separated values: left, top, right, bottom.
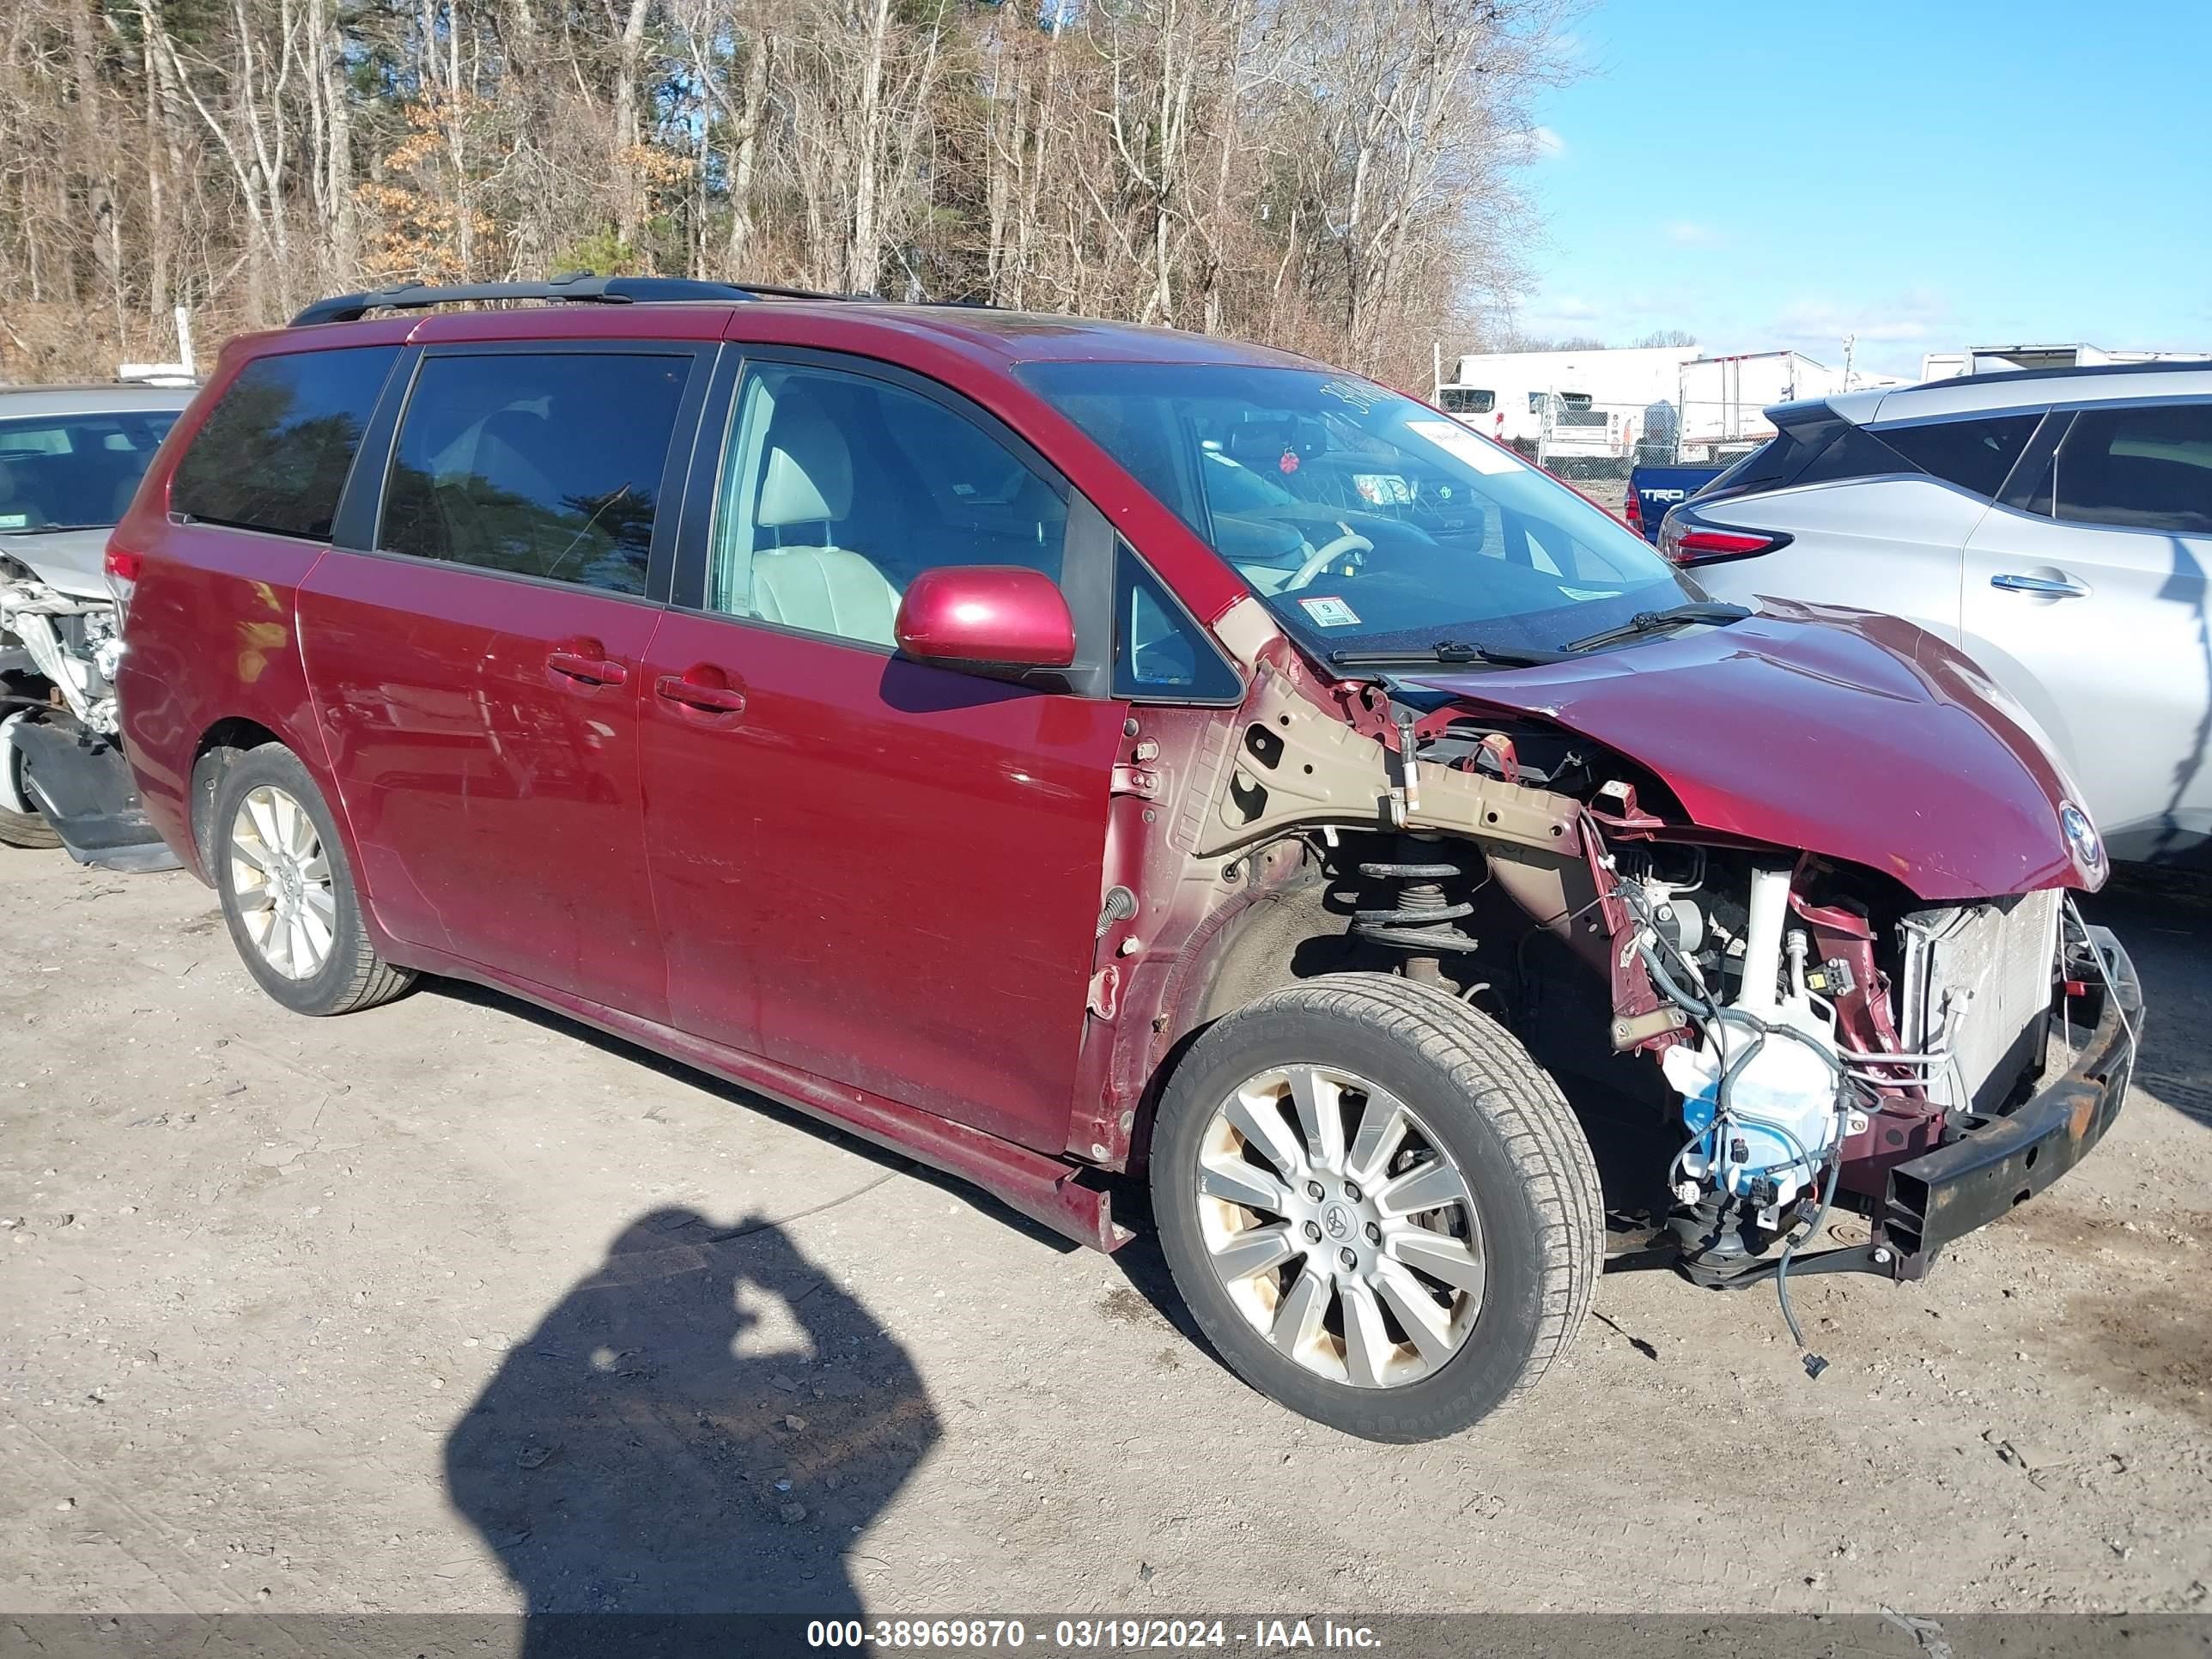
1663, 360, 2211, 866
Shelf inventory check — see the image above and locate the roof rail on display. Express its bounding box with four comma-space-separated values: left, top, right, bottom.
289, 273, 853, 327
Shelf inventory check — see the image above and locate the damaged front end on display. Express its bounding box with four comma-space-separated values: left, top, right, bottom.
1, 547, 175, 870
1598, 851, 2137, 1299
1110, 599, 2139, 1358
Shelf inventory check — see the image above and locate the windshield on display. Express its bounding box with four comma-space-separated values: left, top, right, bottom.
0, 410, 179, 532
1019, 362, 1692, 661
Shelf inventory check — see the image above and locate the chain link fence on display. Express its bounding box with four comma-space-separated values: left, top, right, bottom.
1462, 398, 1778, 516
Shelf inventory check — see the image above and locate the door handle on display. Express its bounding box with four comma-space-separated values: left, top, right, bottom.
656, 667, 748, 716
546, 642, 629, 686
1990, 572, 2089, 599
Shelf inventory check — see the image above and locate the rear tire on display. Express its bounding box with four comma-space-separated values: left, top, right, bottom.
1150, 973, 1601, 1441
211, 744, 413, 1016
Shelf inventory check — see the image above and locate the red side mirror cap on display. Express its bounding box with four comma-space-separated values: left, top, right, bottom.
895, 566, 1076, 670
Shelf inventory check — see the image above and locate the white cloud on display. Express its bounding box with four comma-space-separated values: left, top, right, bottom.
1662, 222, 1720, 247
1505, 294, 1609, 337
1771, 289, 1952, 346
1763, 290, 1959, 373
1505, 125, 1566, 164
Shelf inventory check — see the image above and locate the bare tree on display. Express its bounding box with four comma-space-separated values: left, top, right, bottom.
0, 0, 1575, 386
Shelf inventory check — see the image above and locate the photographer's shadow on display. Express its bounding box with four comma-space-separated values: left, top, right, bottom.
446, 1208, 937, 1635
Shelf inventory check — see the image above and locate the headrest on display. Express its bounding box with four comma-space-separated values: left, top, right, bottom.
757, 401, 854, 528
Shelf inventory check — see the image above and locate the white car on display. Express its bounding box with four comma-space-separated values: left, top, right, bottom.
1662, 360, 2212, 866
1, 382, 192, 866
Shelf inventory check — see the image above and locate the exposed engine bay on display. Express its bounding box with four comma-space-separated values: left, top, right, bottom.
1109, 618, 2131, 1372
2, 562, 126, 735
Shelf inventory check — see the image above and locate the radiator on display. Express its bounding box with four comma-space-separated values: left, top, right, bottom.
1897, 889, 2060, 1115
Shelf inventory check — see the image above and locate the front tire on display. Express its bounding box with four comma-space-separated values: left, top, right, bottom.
1150, 974, 1601, 1441
0, 802, 60, 850
0, 713, 62, 848
211, 744, 413, 1016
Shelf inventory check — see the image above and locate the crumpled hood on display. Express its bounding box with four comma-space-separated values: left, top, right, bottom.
1410, 600, 2089, 901
0, 528, 112, 600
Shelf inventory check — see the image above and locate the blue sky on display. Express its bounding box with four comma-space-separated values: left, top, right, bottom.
1510, 0, 2212, 375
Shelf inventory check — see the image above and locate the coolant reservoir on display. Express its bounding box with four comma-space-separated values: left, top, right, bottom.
1663, 1018, 1840, 1205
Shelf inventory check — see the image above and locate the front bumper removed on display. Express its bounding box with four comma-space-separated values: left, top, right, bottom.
9, 720, 179, 873
1610, 924, 2141, 1289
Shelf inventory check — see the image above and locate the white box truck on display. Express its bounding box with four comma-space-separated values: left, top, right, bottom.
1674, 352, 1838, 457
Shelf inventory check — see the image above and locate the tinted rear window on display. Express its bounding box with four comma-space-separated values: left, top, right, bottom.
1875, 414, 2041, 498
1701, 411, 2010, 501
1701, 422, 1838, 499
172, 347, 397, 540
1790, 424, 1914, 488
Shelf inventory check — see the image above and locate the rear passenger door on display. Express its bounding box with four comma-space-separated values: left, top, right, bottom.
638, 351, 1128, 1154
300, 343, 708, 1018
1961, 398, 2212, 858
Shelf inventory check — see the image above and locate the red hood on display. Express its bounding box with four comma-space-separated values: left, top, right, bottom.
1410, 601, 2091, 901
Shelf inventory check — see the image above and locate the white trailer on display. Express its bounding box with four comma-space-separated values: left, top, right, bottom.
1920, 343, 2208, 381
1433, 345, 1698, 459
1673, 352, 1845, 456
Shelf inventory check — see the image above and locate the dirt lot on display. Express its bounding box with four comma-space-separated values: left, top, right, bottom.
3, 847, 2209, 1619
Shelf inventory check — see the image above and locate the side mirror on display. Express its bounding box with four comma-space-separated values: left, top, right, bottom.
895, 565, 1076, 671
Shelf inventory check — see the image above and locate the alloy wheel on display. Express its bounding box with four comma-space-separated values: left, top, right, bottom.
1195, 1063, 1486, 1389
228, 784, 337, 980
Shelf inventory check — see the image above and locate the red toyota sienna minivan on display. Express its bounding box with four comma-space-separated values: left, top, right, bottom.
111, 277, 2138, 1440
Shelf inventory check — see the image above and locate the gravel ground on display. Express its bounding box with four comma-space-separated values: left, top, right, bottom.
2, 848, 2207, 1618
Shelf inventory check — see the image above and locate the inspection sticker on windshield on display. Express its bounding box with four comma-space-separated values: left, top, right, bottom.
1298, 595, 1362, 628
1407, 416, 1519, 475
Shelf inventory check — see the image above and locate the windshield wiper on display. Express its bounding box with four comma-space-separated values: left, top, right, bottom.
1330, 639, 1570, 671
1562, 601, 1750, 653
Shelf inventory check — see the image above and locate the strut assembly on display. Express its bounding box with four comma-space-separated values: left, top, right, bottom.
1354, 840, 1480, 982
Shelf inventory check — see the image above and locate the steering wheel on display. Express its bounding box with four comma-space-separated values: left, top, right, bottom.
1283, 524, 1376, 591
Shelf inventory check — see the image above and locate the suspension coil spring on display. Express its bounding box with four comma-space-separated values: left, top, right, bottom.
1353, 858, 1480, 969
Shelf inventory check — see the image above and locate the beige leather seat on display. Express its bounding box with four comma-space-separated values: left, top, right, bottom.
747, 402, 902, 646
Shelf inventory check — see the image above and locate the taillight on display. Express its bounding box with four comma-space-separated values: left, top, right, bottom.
103, 545, 142, 621
1622, 483, 1644, 535
1658, 516, 1792, 567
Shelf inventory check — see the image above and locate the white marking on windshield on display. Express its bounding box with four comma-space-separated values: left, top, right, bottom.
1406, 417, 1520, 475
1317, 379, 1386, 414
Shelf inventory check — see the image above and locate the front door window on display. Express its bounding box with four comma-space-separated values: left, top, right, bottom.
706, 362, 1070, 646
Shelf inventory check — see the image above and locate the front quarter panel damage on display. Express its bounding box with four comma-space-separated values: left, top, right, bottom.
1073, 602, 1660, 1170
